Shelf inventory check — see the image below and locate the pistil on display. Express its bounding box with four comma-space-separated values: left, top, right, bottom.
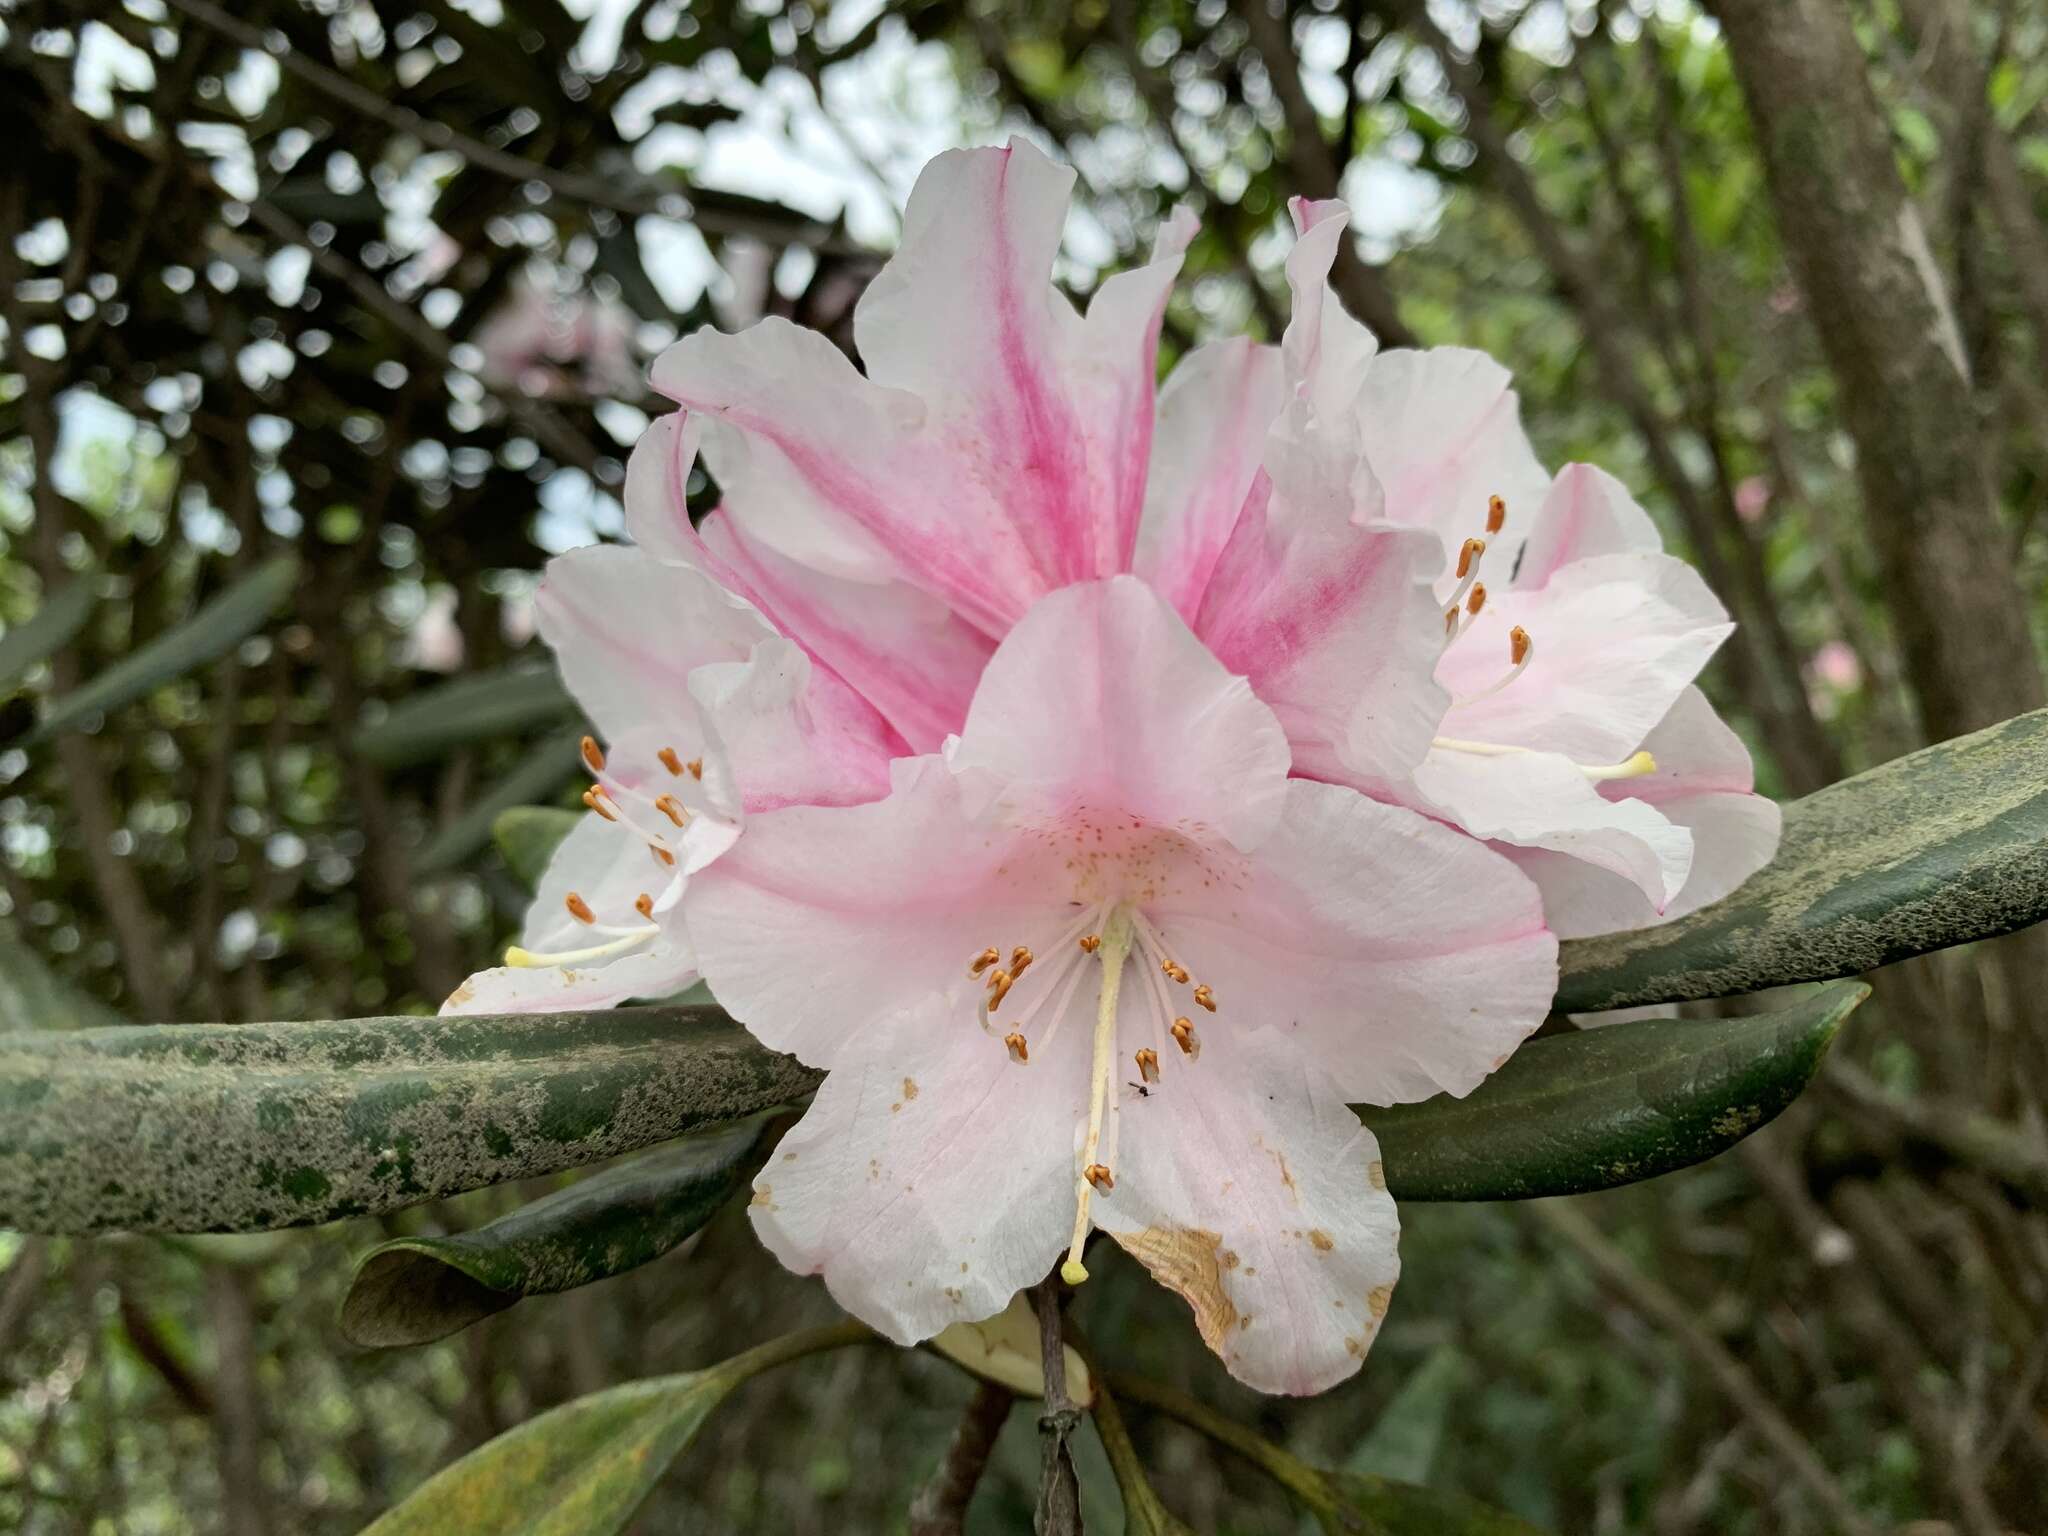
1062, 904, 1135, 1286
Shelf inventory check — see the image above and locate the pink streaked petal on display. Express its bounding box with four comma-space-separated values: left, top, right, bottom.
685, 758, 1070, 1070
1352, 347, 1552, 569
686, 637, 896, 813
621, 410, 705, 566
750, 991, 1084, 1346
1133, 336, 1287, 623
1196, 475, 1449, 800
1414, 746, 1694, 909
535, 544, 769, 746
1093, 1025, 1400, 1395
699, 509, 989, 754
950, 577, 1292, 851
855, 142, 1195, 585
1435, 551, 1735, 765
1150, 779, 1557, 1106
1513, 463, 1663, 591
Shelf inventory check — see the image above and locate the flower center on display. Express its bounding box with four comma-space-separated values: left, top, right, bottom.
966, 899, 1222, 1288
1429, 497, 1656, 784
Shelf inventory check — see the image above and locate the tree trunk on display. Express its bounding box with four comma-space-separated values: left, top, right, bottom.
1710, 0, 2045, 741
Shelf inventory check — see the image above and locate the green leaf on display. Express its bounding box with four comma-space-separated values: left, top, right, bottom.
340, 1114, 778, 1348
352, 663, 576, 767
0, 929, 124, 1030
414, 741, 582, 876
24, 554, 300, 743
492, 805, 582, 891
0, 1006, 822, 1235
358, 1319, 870, 1536
1558, 708, 2048, 1012
1360, 983, 1866, 1201
0, 566, 100, 695
1321, 1472, 1551, 1535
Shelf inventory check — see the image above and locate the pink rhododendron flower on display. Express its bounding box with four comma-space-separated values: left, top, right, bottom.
445, 139, 1779, 1393
474, 271, 642, 399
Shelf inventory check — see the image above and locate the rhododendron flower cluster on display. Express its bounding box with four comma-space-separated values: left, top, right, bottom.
446, 140, 1779, 1395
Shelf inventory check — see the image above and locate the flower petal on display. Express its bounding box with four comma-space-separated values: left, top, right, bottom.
697, 508, 989, 754
620, 410, 704, 566
1414, 746, 1694, 909
535, 543, 769, 746
1512, 463, 1663, 591
950, 577, 1293, 851
686, 758, 1069, 1069
1506, 688, 1782, 938
1133, 336, 1287, 624
1351, 347, 1552, 567
750, 991, 1084, 1346
685, 636, 896, 812
1092, 1024, 1400, 1396
1435, 551, 1734, 765
1149, 779, 1557, 1106
439, 944, 697, 1017
1282, 199, 1380, 429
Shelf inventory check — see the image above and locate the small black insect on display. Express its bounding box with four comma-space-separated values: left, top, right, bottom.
1125, 1081, 1151, 1099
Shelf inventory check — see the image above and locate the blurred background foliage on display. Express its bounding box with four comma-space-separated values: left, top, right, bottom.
3, 0, 2047, 1529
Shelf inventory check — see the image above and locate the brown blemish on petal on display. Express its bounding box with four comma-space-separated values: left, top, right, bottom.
1367, 1284, 1393, 1320
1219, 1250, 1239, 1270
1110, 1226, 1239, 1356
902, 1077, 919, 1101
751, 1184, 774, 1210
1308, 1229, 1334, 1252
1367, 1159, 1386, 1191
1345, 1335, 1368, 1358
443, 981, 476, 1009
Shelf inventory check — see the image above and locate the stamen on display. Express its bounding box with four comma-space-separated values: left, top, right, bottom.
1063, 906, 1135, 1286
1455, 536, 1486, 579
1431, 736, 1658, 780
1454, 626, 1533, 706
1083, 1163, 1114, 1192
1011, 946, 1034, 979
1486, 494, 1507, 534
1466, 582, 1487, 616
1078, 934, 1100, 954
634, 892, 655, 920
1005, 1031, 1029, 1063
685, 757, 704, 781
583, 787, 618, 822
565, 892, 595, 925
580, 735, 605, 773
505, 927, 658, 968
1161, 959, 1189, 984
985, 969, 1014, 1011
658, 746, 684, 775
651, 846, 676, 868
1192, 984, 1216, 1013
970, 947, 1001, 976
652, 793, 689, 828
1171, 1017, 1201, 1058
1134, 1048, 1160, 1084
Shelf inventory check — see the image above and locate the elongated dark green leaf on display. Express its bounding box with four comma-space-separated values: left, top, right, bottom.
1343, 1345, 1464, 1484
1558, 707, 2048, 1012
340, 1114, 777, 1348
352, 663, 575, 767
414, 740, 583, 876
1322, 1473, 1551, 1535
0, 930, 123, 1030
359, 1319, 869, 1536
0, 1006, 822, 1234
1361, 983, 1866, 1201
0, 567, 100, 694
24, 554, 300, 744
492, 804, 582, 890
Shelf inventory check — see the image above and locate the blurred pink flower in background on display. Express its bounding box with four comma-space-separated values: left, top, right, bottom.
1810, 640, 1863, 692
1734, 475, 1772, 522
473, 272, 642, 399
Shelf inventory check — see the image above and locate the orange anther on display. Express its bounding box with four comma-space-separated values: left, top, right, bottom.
685, 757, 704, 780
970, 947, 1002, 976
658, 746, 684, 776
1084, 1163, 1115, 1192
583, 787, 618, 822
1192, 983, 1216, 1012
1486, 494, 1506, 534
986, 969, 1014, 1010
1078, 934, 1101, 954
653, 793, 688, 827
1171, 1018, 1201, 1058
1456, 536, 1486, 579
634, 892, 655, 920
1010, 945, 1034, 977
1005, 1031, 1029, 1063
1134, 1048, 1161, 1084
1161, 959, 1189, 985
1466, 582, 1487, 616
565, 892, 595, 924
580, 735, 605, 773
651, 846, 676, 868
1510, 626, 1532, 666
